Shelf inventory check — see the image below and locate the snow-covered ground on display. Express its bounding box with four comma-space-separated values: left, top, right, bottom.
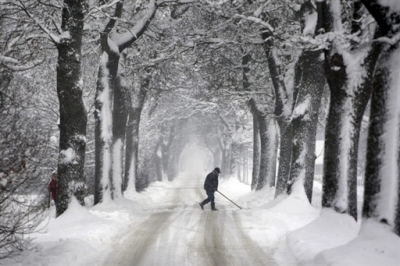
3, 173, 399, 266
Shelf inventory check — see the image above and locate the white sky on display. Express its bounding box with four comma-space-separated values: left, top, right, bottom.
3, 174, 399, 266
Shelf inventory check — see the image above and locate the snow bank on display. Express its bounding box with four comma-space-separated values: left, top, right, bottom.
268, 180, 319, 215
315, 219, 400, 266
4, 196, 145, 266
287, 208, 359, 264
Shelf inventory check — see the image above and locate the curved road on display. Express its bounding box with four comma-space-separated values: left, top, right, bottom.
104, 175, 277, 266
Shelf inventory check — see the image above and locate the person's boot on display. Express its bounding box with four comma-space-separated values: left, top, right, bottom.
211, 203, 218, 211
199, 203, 204, 210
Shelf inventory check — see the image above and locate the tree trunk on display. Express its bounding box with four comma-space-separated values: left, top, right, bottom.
274, 122, 293, 196
261, 28, 296, 196
288, 49, 325, 202
123, 109, 137, 191
257, 114, 278, 190
320, 1, 381, 220
56, 0, 87, 216
363, 43, 400, 233
94, 51, 119, 203
361, 0, 400, 237
111, 74, 129, 199
257, 113, 268, 190
155, 142, 163, 182
248, 98, 260, 190
124, 63, 151, 191
94, 0, 156, 202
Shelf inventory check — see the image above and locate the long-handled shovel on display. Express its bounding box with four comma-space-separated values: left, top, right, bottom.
216, 190, 242, 210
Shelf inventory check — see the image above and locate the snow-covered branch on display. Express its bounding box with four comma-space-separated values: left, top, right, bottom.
16, 0, 63, 44
84, 0, 122, 21
116, 0, 157, 50
0, 56, 19, 65
374, 33, 400, 46
157, 0, 197, 6
0, 56, 44, 71
235, 14, 274, 32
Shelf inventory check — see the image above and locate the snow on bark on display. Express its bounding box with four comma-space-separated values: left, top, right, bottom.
363, 46, 400, 232
115, 0, 157, 49
320, 0, 380, 220
377, 51, 400, 225
98, 53, 113, 142
292, 99, 311, 120
94, 52, 113, 204
55, 0, 87, 216
112, 139, 123, 199
60, 148, 77, 164
126, 155, 136, 191
360, 0, 400, 236
333, 47, 372, 212
266, 119, 278, 187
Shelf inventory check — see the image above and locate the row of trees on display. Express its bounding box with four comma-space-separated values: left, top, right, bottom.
1, 0, 399, 258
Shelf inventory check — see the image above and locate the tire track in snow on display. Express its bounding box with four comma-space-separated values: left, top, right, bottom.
104, 176, 279, 266
103, 211, 173, 266
232, 212, 278, 266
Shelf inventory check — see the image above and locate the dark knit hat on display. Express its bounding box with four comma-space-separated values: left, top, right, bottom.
214, 167, 221, 173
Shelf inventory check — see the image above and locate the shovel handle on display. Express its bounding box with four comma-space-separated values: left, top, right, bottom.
216, 191, 242, 210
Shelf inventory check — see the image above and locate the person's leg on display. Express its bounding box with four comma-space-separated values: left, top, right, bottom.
200, 190, 210, 208
200, 190, 213, 209
207, 190, 217, 210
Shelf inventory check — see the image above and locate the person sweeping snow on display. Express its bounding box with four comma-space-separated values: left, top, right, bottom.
199, 167, 221, 211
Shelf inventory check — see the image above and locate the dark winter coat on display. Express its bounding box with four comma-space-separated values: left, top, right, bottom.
48, 179, 57, 200
204, 171, 218, 191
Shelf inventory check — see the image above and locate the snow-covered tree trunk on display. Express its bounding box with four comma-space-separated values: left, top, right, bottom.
320, 0, 380, 220
361, 0, 400, 235
257, 113, 268, 189
158, 123, 175, 181
155, 142, 163, 182
94, 53, 113, 204
286, 1, 325, 202
363, 43, 400, 234
274, 123, 293, 196
94, 0, 123, 204
257, 114, 278, 190
111, 73, 130, 199
124, 76, 148, 191
260, 27, 295, 193
248, 98, 261, 190
56, 0, 87, 216
288, 48, 325, 202
94, 0, 156, 202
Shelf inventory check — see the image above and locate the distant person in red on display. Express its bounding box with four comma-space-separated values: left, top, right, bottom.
48, 173, 58, 205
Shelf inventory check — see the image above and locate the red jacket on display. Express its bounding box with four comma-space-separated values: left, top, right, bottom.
48, 180, 57, 200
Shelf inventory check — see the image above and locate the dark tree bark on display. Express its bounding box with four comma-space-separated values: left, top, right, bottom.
361, 0, 400, 235
94, 0, 123, 204
320, 0, 381, 220
123, 75, 149, 191
288, 48, 325, 202
257, 113, 268, 189
248, 98, 261, 190
261, 29, 293, 193
111, 74, 130, 197
274, 123, 293, 196
155, 141, 163, 182
56, 0, 87, 216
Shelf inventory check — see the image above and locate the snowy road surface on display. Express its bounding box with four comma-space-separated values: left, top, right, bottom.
104, 176, 278, 266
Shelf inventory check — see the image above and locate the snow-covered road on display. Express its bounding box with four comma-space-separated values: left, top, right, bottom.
4, 174, 398, 266
104, 176, 277, 266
